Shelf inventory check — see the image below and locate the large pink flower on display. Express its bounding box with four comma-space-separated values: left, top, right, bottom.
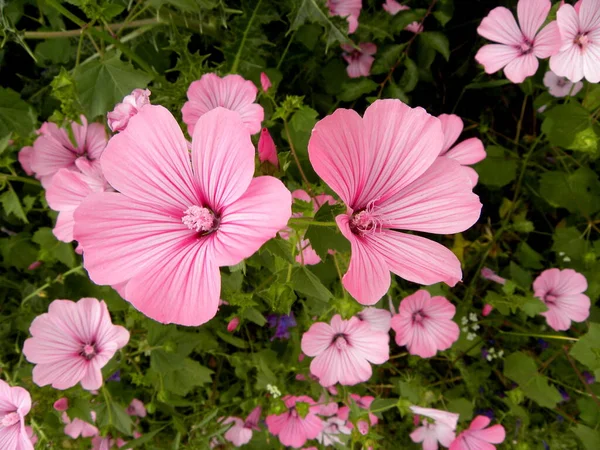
550, 0, 600, 82
341, 43, 377, 78
182, 73, 264, 136
29, 116, 107, 187
391, 290, 459, 358
327, 0, 362, 34
301, 314, 389, 387
0, 380, 34, 450
410, 406, 459, 450
449, 416, 505, 450
533, 268, 590, 331
74, 106, 291, 326
308, 99, 482, 305
265, 395, 324, 448
475, 0, 561, 83
438, 114, 486, 186
107, 88, 151, 132
222, 406, 261, 447
23, 298, 130, 391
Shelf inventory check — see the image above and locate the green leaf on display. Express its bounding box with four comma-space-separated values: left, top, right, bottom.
504, 352, 562, 408
570, 323, 600, 374
0, 87, 37, 138
371, 44, 405, 75
383, 80, 410, 103
584, 84, 600, 111
163, 359, 213, 396
418, 32, 450, 61
121, 426, 167, 448
515, 242, 543, 269
242, 307, 267, 326
398, 58, 418, 93
304, 203, 350, 260
539, 167, 600, 216
217, 330, 249, 349
35, 39, 73, 65
572, 424, 600, 450
0, 186, 28, 222
97, 401, 133, 435
262, 238, 294, 263
542, 102, 591, 148
465, 79, 512, 90
475, 146, 517, 188
447, 398, 473, 422
32, 227, 76, 267
553, 227, 588, 262
509, 262, 531, 289
433, 0, 454, 26
521, 296, 548, 317
73, 53, 152, 118
290, 0, 348, 49
291, 266, 332, 301
286, 106, 319, 158
337, 79, 379, 102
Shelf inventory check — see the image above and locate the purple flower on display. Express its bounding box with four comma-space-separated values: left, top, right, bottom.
537, 338, 549, 350
558, 387, 570, 402
583, 371, 596, 385
266, 313, 296, 340
107, 370, 121, 382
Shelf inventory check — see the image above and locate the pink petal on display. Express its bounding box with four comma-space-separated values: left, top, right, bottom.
557, 4, 581, 45
18, 146, 34, 176
438, 114, 464, 154
477, 7, 523, 45
541, 306, 573, 331
301, 322, 335, 356
473, 424, 506, 444
503, 53, 539, 83
409, 406, 459, 430
475, 44, 522, 75
517, 0, 551, 41
258, 128, 279, 168
357, 307, 392, 332
84, 122, 108, 161
583, 42, 600, 83
45, 169, 93, 211
53, 211, 76, 242
533, 21, 562, 58
469, 416, 491, 430
579, 0, 600, 31
463, 166, 480, 186
555, 268, 588, 295
550, 43, 586, 83
445, 138, 486, 165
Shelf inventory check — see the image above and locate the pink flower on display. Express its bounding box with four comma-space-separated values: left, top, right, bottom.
62, 411, 99, 439
475, 0, 561, 83
126, 399, 146, 418
382, 2, 423, 33
18, 146, 34, 176
308, 99, 481, 305
258, 128, 279, 168
438, 114, 486, 186
260, 72, 272, 92
265, 395, 324, 448
91, 435, 128, 449
182, 73, 264, 136
53, 397, 69, 411
482, 304, 494, 317
317, 417, 351, 446
223, 406, 261, 447
533, 268, 590, 331
23, 297, 130, 390
391, 290, 459, 358
107, 88, 151, 132
317, 395, 338, 417
27, 261, 42, 271
301, 315, 389, 386
29, 116, 107, 187
341, 43, 377, 78
449, 416, 505, 450
227, 317, 240, 333
357, 307, 392, 332
73, 106, 291, 326
25, 426, 37, 445
543, 70, 584, 97
481, 267, 506, 285
338, 394, 378, 429
0, 380, 34, 450
550, 0, 600, 82
410, 406, 459, 450
327, 0, 362, 33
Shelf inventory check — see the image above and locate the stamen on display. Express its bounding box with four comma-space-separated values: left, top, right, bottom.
333, 334, 348, 351
412, 310, 427, 324
182, 206, 217, 233
81, 343, 97, 360
0, 412, 20, 427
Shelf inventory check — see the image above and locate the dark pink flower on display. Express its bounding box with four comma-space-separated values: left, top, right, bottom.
450, 415, 505, 450
260, 72, 272, 92
341, 43, 377, 78
107, 88, 151, 132
266, 395, 324, 448
482, 304, 494, 317
53, 398, 69, 412
258, 128, 279, 168
227, 317, 240, 333
223, 406, 261, 447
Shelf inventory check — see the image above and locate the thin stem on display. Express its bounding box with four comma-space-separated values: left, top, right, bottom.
0, 175, 41, 186
277, 29, 296, 70
283, 118, 314, 197
22, 18, 165, 39
288, 218, 337, 227
230, 0, 263, 73
22, 265, 83, 304
514, 95, 528, 146
498, 330, 578, 341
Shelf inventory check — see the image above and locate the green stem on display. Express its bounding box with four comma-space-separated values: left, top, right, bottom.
283, 118, 314, 197
498, 330, 578, 341
276, 29, 296, 70
22, 265, 83, 304
22, 18, 163, 39
230, 0, 263, 74
289, 218, 337, 227
0, 174, 41, 186
514, 95, 528, 146
102, 385, 114, 428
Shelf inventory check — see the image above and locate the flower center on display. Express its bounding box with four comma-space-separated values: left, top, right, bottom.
1, 412, 20, 427
412, 310, 427, 324
544, 293, 557, 305
333, 333, 349, 351
182, 206, 218, 234
556, 77, 568, 87
349, 210, 379, 235
519, 40, 533, 54
575, 33, 590, 48
80, 343, 97, 360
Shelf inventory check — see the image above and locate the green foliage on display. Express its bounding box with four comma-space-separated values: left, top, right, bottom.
504, 352, 562, 408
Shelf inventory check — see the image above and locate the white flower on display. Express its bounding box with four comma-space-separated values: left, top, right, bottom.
471, 324, 480, 331
466, 333, 476, 341
469, 313, 478, 322
266, 384, 281, 398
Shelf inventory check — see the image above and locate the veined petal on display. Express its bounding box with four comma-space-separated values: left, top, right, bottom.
533, 21, 562, 58
438, 114, 464, 154
475, 44, 521, 75
503, 53, 539, 83
517, 0, 551, 41
445, 138, 487, 165
477, 6, 523, 45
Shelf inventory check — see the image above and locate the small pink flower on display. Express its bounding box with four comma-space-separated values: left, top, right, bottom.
317, 395, 338, 417
91, 435, 128, 449
0, 380, 34, 450
18, 146, 34, 176
449, 416, 505, 450
550, 0, 600, 82
27, 261, 42, 271
266, 395, 324, 448
223, 406, 261, 447
260, 72, 272, 92
63, 411, 99, 439
341, 43, 377, 78
53, 397, 69, 411
438, 114, 486, 186
227, 317, 240, 333
391, 290, 459, 358
482, 304, 494, 317
258, 128, 279, 168
481, 267, 506, 285
382, 2, 423, 33
301, 314, 389, 386
475, 0, 561, 83
543, 71, 584, 97
327, 0, 362, 33
357, 307, 392, 333
126, 399, 146, 417
338, 394, 378, 427
317, 417, 351, 445
23, 297, 130, 391
410, 406, 459, 450
182, 73, 264, 136
107, 88, 151, 132
357, 419, 370, 435
533, 268, 590, 331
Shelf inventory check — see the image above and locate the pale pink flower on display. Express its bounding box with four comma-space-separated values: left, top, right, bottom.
382, 2, 423, 33
227, 317, 240, 333
391, 290, 459, 358
107, 88, 151, 133
482, 304, 494, 317
91, 435, 128, 449
18, 146, 34, 176
449, 416, 505, 450
223, 406, 261, 447
327, 0, 362, 33
308, 99, 481, 305
357, 307, 392, 333
317, 417, 351, 446
73, 106, 291, 326
258, 128, 279, 168
317, 394, 338, 417
550, 0, 600, 82
410, 406, 459, 450
25, 426, 37, 446
338, 394, 378, 430
62, 411, 99, 439
0, 380, 34, 450
438, 114, 486, 186
481, 267, 506, 285
29, 116, 107, 187
341, 43, 377, 78
301, 314, 389, 386
126, 399, 146, 418
475, 0, 561, 83
23, 298, 130, 390
53, 397, 69, 411
260, 72, 272, 92
265, 395, 324, 448
406, 22, 424, 34
543, 70, 584, 97
182, 73, 264, 136
533, 268, 590, 331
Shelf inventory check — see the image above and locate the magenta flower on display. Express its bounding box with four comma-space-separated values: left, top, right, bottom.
357, 307, 392, 333
410, 406, 459, 450
265, 395, 324, 448
481, 267, 506, 285
327, 0, 362, 33
223, 406, 261, 447
107, 88, 151, 132
53, 398, 69, 412
482, 304, 494, 317
260, 72, 272, 92
182, 73, 264, 136
227, 317, 240, 333
475, 0, 561, 83
543, 71, 584, 97
258, 128, 279, 169
391, 290, 459, 358
126, 399, 146, 418
341, 43, 377, 78
301, 314, 389, 387
23, 298, 130, 391
308, 99, 481, 304
74, 106, 291, 326
438, 114, 486, 186
449, 416, 505, 450
0, 380, 34, 450
63, 411, 99, 439
533, 268, 591, 331
550, 0, 600, 82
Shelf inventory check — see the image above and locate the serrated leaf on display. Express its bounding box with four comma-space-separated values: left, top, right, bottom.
291, 266, 332, 301
571, 324, 600, 373
0, 87, 37, 138
290, 0, 348, 49
163, 359, 213, 396
0, 187, 28, 223
338, 79, 378, 102
398, 58, 418, 93
32, 227, 75, 267
371, 44, 405, 75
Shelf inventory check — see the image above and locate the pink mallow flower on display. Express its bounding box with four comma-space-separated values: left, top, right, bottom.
260, 72, 272, 92
341, 43, 377, 78
533, 268, 591, 331
438, 114, 486, 186
23, 298, 130, 391
74, 106, 291, 326
449, 416, 505, 450
410, 406, 459, 450
482, 304, 494, 317
182, 73, 264, 136
107, 88, 151, 132
475, 0, 561, 83
317, 417, 351, 446
382, 2, 423, 33
258, 128, 279, 169
0, 380, 34, 450
357, 307, 392, 333
338, 394, 378, 431
53, 397, 69, 412
223, 406, 261, 447
308, 99, 482, 305
391, 290, 460, 358
126, 399, 146, 418
327, 0, 362, 33
481, 267, 506, 285
227, 317, 240, 333
266, 395, 324, 448
543, 71, 584, 97
550, 0, 600, 82
301, 314, 389, 387
18, 146, 34, 176
63, 412, 99, 439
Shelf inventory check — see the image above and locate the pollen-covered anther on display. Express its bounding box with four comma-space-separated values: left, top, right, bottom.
182, 205, 217, 232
